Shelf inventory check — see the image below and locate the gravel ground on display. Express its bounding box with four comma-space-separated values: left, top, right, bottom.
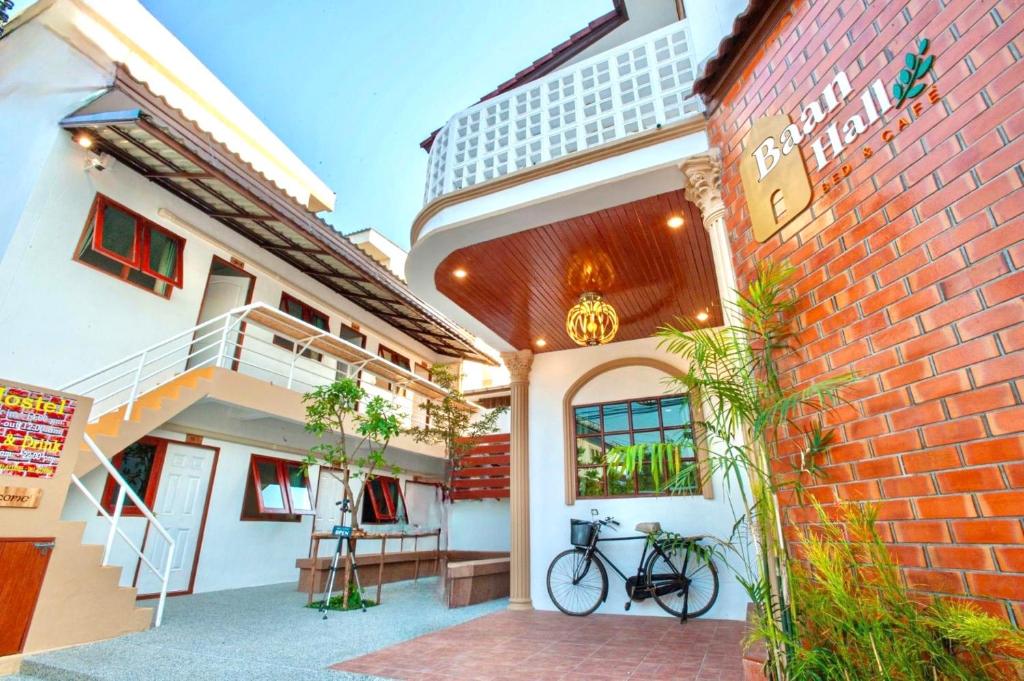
18, 578, 507, 681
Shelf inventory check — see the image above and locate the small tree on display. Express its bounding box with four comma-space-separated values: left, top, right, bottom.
406, 365, 506, 493
302, 377, 404, 531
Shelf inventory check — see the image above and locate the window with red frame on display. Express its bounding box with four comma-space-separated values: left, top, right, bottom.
75, 195, 185, 298
377, 344, 412, 394
360, 475, 407, 524
101, 437, 167, 516
241, 454, 314, 521
272, 292, 330, 361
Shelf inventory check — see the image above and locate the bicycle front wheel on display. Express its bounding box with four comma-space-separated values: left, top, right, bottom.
646, 542, 719, 618
546, 548, 607, 616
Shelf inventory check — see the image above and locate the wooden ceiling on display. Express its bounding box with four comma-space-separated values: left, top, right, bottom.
436, 189, 723, 352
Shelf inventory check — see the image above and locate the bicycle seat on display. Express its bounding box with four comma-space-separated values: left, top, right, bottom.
635, 521, 661, 534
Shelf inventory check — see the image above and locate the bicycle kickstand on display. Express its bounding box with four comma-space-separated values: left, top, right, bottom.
679, 584, 690, 625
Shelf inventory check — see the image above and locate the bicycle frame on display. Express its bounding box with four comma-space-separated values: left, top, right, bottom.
577, 529, 680, 603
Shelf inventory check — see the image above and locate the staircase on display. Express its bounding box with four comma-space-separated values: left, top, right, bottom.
451, 433, 511, 500
74, 367, 215, 477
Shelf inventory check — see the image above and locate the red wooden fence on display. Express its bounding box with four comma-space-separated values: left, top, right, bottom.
450, 433, 510, 501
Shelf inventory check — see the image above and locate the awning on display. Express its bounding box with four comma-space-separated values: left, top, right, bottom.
60, 70, 496, 366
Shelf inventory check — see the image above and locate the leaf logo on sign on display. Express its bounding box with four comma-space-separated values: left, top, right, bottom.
893, 38, 935, 106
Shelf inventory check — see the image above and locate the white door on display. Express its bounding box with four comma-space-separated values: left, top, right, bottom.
187, 273, 251, 370
136, 443, 214, 595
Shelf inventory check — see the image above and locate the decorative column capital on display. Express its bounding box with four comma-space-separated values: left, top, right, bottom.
501, 350, 534, 384
679, 151, 726, 227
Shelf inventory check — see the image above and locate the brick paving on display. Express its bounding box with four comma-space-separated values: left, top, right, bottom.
331, 610, 746, 680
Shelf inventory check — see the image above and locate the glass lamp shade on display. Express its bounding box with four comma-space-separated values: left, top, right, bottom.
566, 292, 619, 346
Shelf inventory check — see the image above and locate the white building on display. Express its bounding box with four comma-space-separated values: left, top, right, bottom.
0, 0, 507, 656
406, 0, 751, 619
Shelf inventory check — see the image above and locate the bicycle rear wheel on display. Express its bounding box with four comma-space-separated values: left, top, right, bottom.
546, 548, 607, 616
646, 542, 719, 618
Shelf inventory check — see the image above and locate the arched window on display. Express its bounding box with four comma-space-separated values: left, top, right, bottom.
770, 189, 787, 221
561, 358, 713, 505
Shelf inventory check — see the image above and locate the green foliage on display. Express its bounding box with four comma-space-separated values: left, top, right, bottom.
307, 582, 376, 611
302, 377, 404, 526
893, 37, 934, 106
764, 503, 1024, 680
653, 260, 854, 676
406, 364, 506, 490
606, 440, 699, 493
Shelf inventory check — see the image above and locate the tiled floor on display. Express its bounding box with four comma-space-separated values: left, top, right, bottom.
331, 610, 746, 680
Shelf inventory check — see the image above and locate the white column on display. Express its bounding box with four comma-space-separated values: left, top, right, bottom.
680, 152, 740, 325
501, 349, 533, 611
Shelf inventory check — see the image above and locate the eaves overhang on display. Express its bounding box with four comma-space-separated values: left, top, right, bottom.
60, 71, 497, 366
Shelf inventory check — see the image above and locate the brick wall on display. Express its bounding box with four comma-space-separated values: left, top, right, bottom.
705, 0, 1024, 620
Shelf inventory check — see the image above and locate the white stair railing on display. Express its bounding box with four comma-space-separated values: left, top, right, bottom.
60, 302, 455, 429
70, 434, 175, 627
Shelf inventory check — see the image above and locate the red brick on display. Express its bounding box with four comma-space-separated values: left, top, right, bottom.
836, 480, 881, 501
890, 401, 945, 430
972, 351, 1024, 387
915, 494, 978, 519
994, 547, 1024, 572
880, 358, 933, 390
873, 430, 921, 457
977, 490, 1024, 517
961, 435, 1024, 465
966, 573, 1024, 601
951, 519, 1024, 544
908, 370, 971, 403
946, 384, 1016, 418
919, 293, 985, 332
900, 327, 958, 362
935, 466, 1006, 493
893, 520, 951, 543
905, 569, 966, 595
921, 417, 987, 447
902, 447, 961, 473
927, 545, 995, 571
881, 474, 935, 497
981, 270, 1024, 306
854, 456, 903, 479
989, 405, 1024, 435
933, 337, 999, 373
956, 298, 1024, 340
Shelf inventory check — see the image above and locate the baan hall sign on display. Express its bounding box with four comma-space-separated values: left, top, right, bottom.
741, 38, 941, 242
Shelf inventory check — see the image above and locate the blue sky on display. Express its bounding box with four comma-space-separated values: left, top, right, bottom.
90, 0, 610, 248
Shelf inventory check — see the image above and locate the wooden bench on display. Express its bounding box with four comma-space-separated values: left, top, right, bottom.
445, 557, 510, 608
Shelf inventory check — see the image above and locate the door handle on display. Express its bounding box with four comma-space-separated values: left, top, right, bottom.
33, 541, 55, 556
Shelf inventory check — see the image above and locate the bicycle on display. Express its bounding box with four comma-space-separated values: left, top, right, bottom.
545, 513, 719, 620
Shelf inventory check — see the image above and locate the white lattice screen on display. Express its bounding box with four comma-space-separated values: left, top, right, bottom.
424, 21, 702, 204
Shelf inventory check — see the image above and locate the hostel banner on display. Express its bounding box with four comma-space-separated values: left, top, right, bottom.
0, 384, 77, 479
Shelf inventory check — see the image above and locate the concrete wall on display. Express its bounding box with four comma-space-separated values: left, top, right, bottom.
448, 499, 510, 552
64, 422, 450, 594
527, 336, 750, 620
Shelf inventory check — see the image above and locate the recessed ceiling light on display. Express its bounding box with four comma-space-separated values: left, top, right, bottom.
453, 268, 467, 279
535, 338, 547, 348
696, 311, 709, 322
666, 215, 684, 229
76, 134, 93, 149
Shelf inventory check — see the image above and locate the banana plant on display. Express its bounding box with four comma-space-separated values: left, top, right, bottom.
606, 438, 697, 492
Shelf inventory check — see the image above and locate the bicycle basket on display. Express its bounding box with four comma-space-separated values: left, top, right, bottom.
570, 519, 595, 546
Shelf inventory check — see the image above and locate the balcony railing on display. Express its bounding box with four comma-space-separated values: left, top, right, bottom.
423, 19, 701, 204
61, 303, 465, 431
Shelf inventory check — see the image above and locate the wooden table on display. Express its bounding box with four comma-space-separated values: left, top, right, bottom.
305, 528, 442, 606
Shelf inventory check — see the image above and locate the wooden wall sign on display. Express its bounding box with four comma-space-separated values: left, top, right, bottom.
0, 384, 78, 479
0, 486, 43, 508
